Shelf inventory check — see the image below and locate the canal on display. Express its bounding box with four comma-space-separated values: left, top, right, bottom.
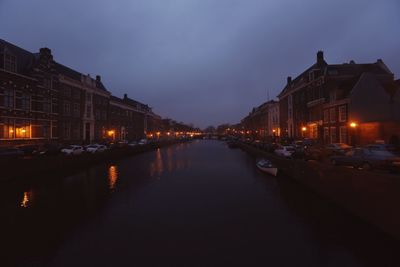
1, 140, 400, 266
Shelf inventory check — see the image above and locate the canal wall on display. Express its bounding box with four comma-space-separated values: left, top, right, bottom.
0, 140, 190, 182
237, 142, 400, 240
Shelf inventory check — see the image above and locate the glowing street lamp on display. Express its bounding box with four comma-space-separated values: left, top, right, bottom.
301, 127, 307, 132
350, 122, 357, 128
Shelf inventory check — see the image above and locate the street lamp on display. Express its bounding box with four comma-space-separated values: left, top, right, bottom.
349, 122, 358, 146
350, 122, 357, 128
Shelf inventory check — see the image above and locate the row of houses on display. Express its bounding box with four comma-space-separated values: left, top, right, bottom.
0, 39, 165, 146
240, 51, 400, 145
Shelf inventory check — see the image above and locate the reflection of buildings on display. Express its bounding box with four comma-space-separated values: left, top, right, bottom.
0, 38, 164, 146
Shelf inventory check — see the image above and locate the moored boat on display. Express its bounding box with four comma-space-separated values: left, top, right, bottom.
256, 159, 278, 176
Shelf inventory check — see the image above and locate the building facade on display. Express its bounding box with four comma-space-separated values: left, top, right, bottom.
0, 38, 165, 147
277, 51, 399, 145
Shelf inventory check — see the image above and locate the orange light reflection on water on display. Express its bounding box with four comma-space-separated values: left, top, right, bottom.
20, 191, 32, 208
108, 165, 118, 191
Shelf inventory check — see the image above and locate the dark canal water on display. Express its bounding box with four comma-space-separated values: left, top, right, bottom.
1, 140, 400, 266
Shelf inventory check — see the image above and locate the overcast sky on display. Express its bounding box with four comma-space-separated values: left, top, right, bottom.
1, 0, 399, 128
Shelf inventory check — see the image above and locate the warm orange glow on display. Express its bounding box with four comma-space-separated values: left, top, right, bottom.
272, 129, 276, 133
167, 132, 170, 136
156, 131, 161, 136
107, 130, 115, 136
20, 191, 31, 208
301, 127, 307, 132
108, 165, 118, 191
350, 122, 357, 128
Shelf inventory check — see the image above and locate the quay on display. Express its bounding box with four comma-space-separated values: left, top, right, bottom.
236, 141, 400, 240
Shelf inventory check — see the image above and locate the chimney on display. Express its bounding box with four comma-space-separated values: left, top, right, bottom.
317, 50, 324, 65
96, 75, 101, 82
124, 93, 128, 100
39, 47, 53, 59
349, 60, 355, 64
287, 76, 292, 85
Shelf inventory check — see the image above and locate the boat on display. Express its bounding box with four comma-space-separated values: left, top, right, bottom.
256, 159, 278, 176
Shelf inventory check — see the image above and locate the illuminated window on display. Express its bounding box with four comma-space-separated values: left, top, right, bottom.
15, 120, 30, 139
0, 118, 15, 139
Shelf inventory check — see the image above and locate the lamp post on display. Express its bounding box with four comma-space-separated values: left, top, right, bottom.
350, 122, 358, 146
301, 126, 307, 138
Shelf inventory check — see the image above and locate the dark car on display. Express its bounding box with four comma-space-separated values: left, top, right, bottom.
330, 148, 400, 171
326, 143, 352, 155
304, 144, 331, 161
37, 143, 63, 156
0, 148, 24, 161
16, 145, 40, 156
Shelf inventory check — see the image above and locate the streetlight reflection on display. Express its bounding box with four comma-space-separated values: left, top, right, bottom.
108, 165, 118, 191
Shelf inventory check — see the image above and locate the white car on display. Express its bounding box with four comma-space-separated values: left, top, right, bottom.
274, 145, 295, 158
61, 145, 84, 156
85, 144, 107, 153
128, 141, 138, 147
138, 139, 148, 145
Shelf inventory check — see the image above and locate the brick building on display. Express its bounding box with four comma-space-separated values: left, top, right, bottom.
0, 39, 165, 147
277, 51, 399, 145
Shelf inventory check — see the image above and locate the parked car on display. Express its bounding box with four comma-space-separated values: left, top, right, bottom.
304, 144, 332, 161
330, 148, 400, 171
128, 141, 138, 147
365, 144, 400, 156
326, 143, 352, 155
61, 145, 84, 156
16, 145, 40, 156
85, 144, 107, 153
37, 143, 62, 156
138, 139, 148, 145
274, 145, 295, 158
0, 148, 24, 160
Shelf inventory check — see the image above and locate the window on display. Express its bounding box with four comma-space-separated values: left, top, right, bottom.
323, 109, 329, 123
43, 97, 50, 113
31, 121, 50, 138
15, 120, 30, 139
73, 103, 80, 117
330, 108, 336, 123
309, 71, 315, 81
324, 127, 329, 143
0, 118, 14, 139
4, 53, 17, 72
330, 127, 336, 143
73, 89, 81, 100
64, 86, 71, 97
51, 98, 58, 114
51, 121, 58, 138
63, 122, 71, 140
63, 101, 70, 116
15, 91, 30, 111
340, 126, 348, 144
329, 90, 336, 103
86, 92, 92, 103
32, 95, 43, 112
0, 87, 14, 108
339, 106, 347, 122
86, 105, 91, 118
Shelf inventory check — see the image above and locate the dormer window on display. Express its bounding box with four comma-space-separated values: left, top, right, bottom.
4, 53, 17, 72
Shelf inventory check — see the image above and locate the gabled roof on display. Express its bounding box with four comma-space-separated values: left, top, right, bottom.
55, 62, 82, 81
0, 39, 36, 75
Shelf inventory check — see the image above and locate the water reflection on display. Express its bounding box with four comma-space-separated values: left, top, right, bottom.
108, 165, 118, 191
20, 190, 33, 208
150, 149, 164, 178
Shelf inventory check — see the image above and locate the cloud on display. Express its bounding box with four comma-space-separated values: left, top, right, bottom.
1, 0, 399, 127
